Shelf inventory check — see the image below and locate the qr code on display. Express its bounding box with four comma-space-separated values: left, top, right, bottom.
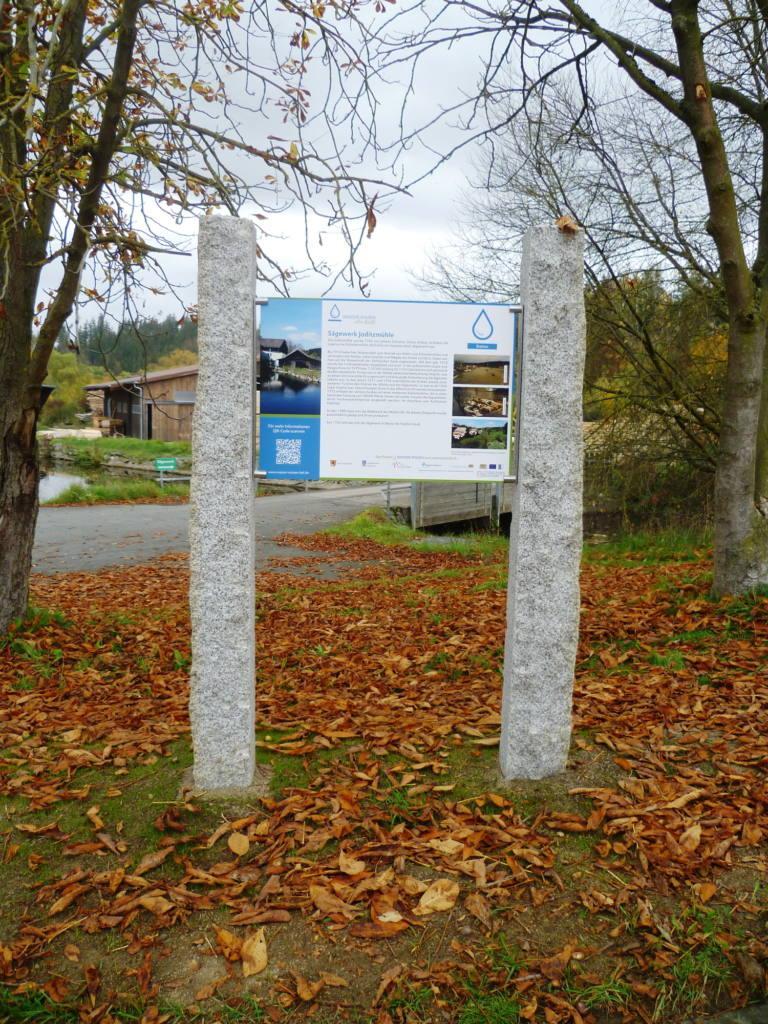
276, 438, 302, 465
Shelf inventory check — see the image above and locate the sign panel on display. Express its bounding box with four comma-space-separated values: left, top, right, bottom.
154, 457, 177, 472
258, 298, 518, 482
258, 298, 323, 480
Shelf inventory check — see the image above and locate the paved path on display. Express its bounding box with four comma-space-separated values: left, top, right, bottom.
690, 1007, 768, 1023
32, 486, 386, 574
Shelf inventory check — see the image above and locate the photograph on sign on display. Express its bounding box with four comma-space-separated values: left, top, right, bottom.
452, 387, 509, 418
258, 299, 322, 479
450, 418, 508, 450
257, 299, 518, 483
453, 354, 510, 386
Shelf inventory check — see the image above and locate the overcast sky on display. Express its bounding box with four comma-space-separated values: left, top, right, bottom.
130, 159, 471, 318
78, 0, 620, 323
128, 26, 495, 316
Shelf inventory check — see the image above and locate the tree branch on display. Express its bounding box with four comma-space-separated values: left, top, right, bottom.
556, 0, 687, 122
28, 0, 145, 388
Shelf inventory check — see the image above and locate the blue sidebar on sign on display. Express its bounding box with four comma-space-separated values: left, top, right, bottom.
259, 417, 320, 479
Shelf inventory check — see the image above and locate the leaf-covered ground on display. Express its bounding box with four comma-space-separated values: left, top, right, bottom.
0, 527, 766, 1024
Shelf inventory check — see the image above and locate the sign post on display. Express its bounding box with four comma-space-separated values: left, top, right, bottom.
153, 457, 177, 486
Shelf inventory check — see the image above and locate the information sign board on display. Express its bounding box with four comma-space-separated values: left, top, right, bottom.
258, 299, 518, 482
154, 457, 177, 472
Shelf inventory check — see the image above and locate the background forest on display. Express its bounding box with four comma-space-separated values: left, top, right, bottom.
41, 316, 198, 426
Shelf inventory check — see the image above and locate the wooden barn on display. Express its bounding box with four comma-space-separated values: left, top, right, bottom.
84, 365, 198, 441
260, 338, 288, 363
282, 348, 321, 371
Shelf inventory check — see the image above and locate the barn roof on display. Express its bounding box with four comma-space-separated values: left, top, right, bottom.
84, 365, 198, 391
283, 347, 321, 363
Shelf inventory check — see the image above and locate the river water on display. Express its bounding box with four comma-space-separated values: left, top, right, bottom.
39, 470, 88, 502
260, 373, 321, 416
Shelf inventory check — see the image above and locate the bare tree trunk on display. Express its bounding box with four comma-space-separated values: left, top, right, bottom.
714, 317, 768, 595
669, 0, 768, 595
0, 315, 39, 633
0, 414, 39, 632
755, 316, 768, 516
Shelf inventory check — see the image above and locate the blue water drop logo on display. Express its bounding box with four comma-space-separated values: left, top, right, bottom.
329, 303, 341, 320
471, 309, 494, 340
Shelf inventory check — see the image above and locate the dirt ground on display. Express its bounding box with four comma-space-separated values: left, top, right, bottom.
0, 530, 766, 1023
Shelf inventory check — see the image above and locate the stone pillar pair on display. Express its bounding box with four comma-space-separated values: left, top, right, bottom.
190, 217, 585, 790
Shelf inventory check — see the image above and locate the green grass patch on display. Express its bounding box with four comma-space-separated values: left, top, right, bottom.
489, 935, 525, 979
556, 829, 597, 862
651, 905, 737, 1020
473, 571, 507, 591
458, 988, 520, 1024
388, 984, 434, 1020
326, 507, 423, 546
423, 533, 508, 559
442, 744, 500, 805
14, 605, 72, 632
443, 737, 617, 825
1, 606, 72, 655
0, 987, 81, 1023
654, 940, 734, 1020
667, 629, 717, 645
256, 729, 356, 800
5, 638, 63, 677
326, 508, 507, 558
0, 738, 217, 939
566, 975, 633, 1011
45, 436, 191, 468
4, 738, 198, 844
584, 525, 712, 565
44, 479, 189, 505
11, 675, 37, 692
333, 511, 715, 567
724, 585, 768, 617
648, 650, 687, 671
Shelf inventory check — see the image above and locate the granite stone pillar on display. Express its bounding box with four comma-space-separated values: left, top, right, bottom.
500, 225, 586, 779
190, 216, 257, 790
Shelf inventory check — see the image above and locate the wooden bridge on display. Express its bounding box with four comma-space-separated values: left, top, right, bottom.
388, 482, 513, 529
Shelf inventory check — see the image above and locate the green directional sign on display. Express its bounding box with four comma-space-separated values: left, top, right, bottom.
154, 457, 177, 472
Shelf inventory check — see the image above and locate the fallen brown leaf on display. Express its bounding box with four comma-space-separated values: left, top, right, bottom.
228, 832, 250, 856
215, 926, 242, 961
414, 878, 459, 916
242, 928, 268, 977
309, 883, 357, 919
339, 847, 366, 875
